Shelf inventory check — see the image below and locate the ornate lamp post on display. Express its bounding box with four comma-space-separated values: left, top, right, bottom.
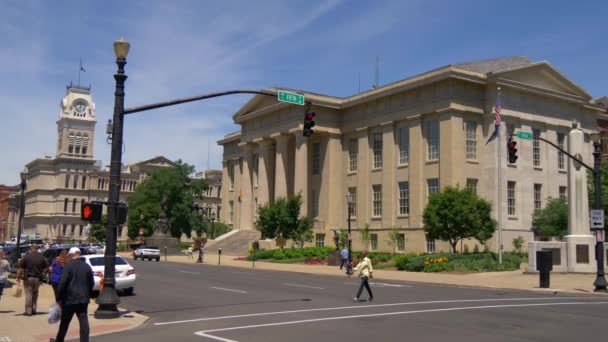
591, 133, 607, 292
95, 37, 130, 319
210, 212, 216, 239
13, 168, 27, 265
345, 193, 353, 275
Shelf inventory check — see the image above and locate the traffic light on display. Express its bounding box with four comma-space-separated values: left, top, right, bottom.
81, 202, 103, 222
508, 137, 518, 164
303, 110, 316, 137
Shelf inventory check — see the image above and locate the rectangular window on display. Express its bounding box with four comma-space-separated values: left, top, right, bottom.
426, 236, 436, 253
396, 234, 405, 252
65, 175, 70, 188
398, 182, 409, 216
372, 133, 383, 169
348, 139, 358, 172
557, 133, 565, 170
534, 184, 542, 210
507, 181, 516, 215
73, 175, 78, 189
347, 187, 357, 217
311, 189, 319, 217
229, 163, 235, 190
64, 199, 68, 213
315, 234, 325, 247
229, 201, 234, 224
398, 127, 409, 164
312, 143, 321, 175
466, 178, 478, 195
253, 154, 259, 187
559, 186, 567, 200
533, 128, 541, 167
427, 178, 439, 197
370, 234, 378, 251
372, 185, 382, 217
465, 120, 477, 160
507, 124, 516, 164
427, 120, 439, 161
79, 225, 84, 237
72, 199, 77, 213
81, 176, 87, 189
62, 224, 67, 236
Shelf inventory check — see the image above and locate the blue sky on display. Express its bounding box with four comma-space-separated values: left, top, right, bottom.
1, 0, 607, 184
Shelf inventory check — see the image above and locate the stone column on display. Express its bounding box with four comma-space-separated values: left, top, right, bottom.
294, 134, 308, 216
273, 134, 290, 199
257, 139, 274, 206
239, 144, 254, 230
564, 126, 596, 273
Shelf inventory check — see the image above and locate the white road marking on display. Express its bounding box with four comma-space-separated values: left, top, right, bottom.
283, 283, 324, 290
0, 337, 12, 342
210, 286, 247, 294
194, 301, 608, 342
154, 296, 583, 326
343, 281, 412, 288
179, 271, 200, 275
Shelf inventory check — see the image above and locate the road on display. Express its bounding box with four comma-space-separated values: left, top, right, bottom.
93, 258, 608, 342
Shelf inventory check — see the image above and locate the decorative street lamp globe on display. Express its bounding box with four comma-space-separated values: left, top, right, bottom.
113, 37, 130, 59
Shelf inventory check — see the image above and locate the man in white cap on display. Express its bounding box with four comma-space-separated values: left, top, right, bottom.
52, 247, 94, 342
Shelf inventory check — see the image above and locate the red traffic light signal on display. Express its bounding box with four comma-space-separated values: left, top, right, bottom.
508, 138, 518, 164
303, 111, 316, 137
81, 202, 103, 222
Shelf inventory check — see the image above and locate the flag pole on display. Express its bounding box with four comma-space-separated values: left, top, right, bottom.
497, 87, 503, 265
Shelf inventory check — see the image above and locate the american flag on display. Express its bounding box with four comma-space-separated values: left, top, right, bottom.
485, 90, 502, 145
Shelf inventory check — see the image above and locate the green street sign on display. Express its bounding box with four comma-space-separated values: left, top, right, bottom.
517, 131, 533, 140
277, 90, 305, 106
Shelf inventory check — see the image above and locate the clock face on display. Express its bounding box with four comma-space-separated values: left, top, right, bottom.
74, 101, 88, 116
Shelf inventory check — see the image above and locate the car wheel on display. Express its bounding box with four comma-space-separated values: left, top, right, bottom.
123, 287, 134, 296
156, 257, 160, 262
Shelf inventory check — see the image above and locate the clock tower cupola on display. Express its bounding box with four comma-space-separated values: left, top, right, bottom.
56, 84, 97, 159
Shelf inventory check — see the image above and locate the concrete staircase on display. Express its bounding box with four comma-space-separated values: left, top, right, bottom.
204, 229, 261, 256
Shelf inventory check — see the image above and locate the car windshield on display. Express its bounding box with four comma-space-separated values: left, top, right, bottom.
88, 256, 128, 266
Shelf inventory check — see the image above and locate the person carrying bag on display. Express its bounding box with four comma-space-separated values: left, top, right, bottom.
351, 251, 374, 302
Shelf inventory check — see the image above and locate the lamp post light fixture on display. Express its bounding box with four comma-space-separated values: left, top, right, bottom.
590, 132, 607, 292
210, 212, 216, 240
13, 168, 27, 266
95, 37, 130, 319
345, 193, 353, 275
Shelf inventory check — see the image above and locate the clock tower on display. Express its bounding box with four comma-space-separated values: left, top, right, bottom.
56, 84, 96, 159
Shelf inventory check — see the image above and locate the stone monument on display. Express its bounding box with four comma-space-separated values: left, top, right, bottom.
145, 199, 181, 254
564, 125, 596, 273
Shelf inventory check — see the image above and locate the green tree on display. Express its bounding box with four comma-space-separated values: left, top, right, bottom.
360, 224, 371, 251
423, 186, 496, 253
338, 229, 349, 250
532, 197, 568, 239
254, 193, 313, 247
386, 226, 403, 252
127, 160, 208, 240
89, 215, 107, 242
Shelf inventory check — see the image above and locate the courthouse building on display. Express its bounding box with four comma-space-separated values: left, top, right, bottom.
14, 84, 174, 243
219, 57, 606, 253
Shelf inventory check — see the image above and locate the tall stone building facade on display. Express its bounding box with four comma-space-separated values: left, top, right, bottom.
16, 85, 174, 243
219, 57, 606, 253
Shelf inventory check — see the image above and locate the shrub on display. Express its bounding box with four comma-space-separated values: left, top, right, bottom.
272, 249, 285, 260
463, 244, 470, 254
368, 252, 393, 263
473, 244, 480, 254
117, 244, 128, 252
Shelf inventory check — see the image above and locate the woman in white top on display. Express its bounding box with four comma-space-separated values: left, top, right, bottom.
352, 251, 374, 302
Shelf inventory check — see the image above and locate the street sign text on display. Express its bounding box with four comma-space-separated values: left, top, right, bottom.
517, 131, 533, 140
278, 91, 305, 106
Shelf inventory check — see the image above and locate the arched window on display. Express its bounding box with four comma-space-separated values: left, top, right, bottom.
68, 132, 75, 154
64, 198, 69, 212
75, 133, 82, 155
73, 175, 79, 189
81, 176, 87, 189
72, 198, 77, 213
82, 134, 89, 155
81, 199, 85, 211
97, 178, 102, 189
65, 174, 70, 188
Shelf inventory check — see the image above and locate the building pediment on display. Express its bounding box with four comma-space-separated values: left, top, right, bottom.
129, 156, 176, 170
489, 62, 592, 101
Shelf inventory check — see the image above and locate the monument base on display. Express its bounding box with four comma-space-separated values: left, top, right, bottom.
145, 236, 181, 255
564, 234, 597, 273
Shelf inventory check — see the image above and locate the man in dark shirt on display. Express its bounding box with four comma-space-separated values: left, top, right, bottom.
53, 247, 94, 342
16, 243, 48, 316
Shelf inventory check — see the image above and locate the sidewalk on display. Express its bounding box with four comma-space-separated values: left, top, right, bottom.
0, 282, 147, 342
139, 252, 608, 296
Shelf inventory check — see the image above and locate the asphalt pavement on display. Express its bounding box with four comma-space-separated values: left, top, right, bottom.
93, 258, 608, 342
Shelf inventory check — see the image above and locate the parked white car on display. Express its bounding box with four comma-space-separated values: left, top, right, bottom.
82, 255, 136, 295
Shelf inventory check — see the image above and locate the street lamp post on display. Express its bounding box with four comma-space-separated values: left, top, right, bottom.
345, 193, 353, 275
210, 212, 216, 240
95, 37, 130, 319
591, 133, 607, 292
13, 169, 27, 266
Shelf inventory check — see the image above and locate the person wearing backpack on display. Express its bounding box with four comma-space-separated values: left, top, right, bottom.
351, 251, 374, 302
